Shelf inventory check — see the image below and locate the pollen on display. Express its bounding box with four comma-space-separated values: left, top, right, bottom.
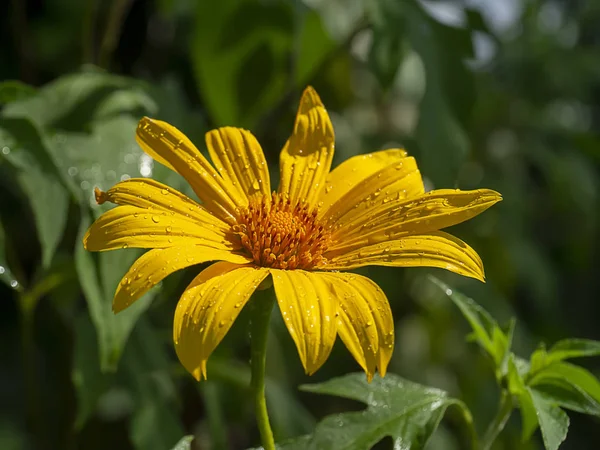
233, 193, 331, 270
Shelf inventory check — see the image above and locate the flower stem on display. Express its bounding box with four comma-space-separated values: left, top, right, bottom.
480, 390, 513, 450
250, 288, 276, 450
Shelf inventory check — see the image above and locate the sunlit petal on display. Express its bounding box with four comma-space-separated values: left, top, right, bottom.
113, 246, 252, 313
270, 269, 338, 375
328, 189, 502, 251
322, 272, 394, 380
325, 231, 485, 282
136, 117, 243, 223
318, 148, 408, 215
83, 205, 237, 251
278, 87, 334, 208
95, 178, 229, 232
174, 262, 269, 380
320, 156, 424, 226
206, 127, 271, 201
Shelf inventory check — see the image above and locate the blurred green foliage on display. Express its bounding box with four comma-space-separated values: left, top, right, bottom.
1, 0, 600, 449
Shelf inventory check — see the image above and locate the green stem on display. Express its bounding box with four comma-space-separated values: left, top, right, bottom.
250, 288, 276, 450
98, 0, 132, 69
480, 390, 513, 450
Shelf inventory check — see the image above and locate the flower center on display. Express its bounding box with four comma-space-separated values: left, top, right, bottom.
234, 193, 331, 270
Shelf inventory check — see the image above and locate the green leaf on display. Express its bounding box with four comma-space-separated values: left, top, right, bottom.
548, 339, 600, 363
371, 0, 475, 185
191, 0, 292, 127
530, 339, 600, 376
123, 320, 184, 450
0, 81, 37, 105
2, 71, 140, 129
429, 277, 510, 377
206, 358, 316, 440
507, 355, 538, 441
529, 390, 569, 450
75, 212, 153, 371
72, 313, 112, 428
0, 117, 69, 268
529, 362, 600, 405
51, 116, 150, 203
531, 380, 600, 416
170, 436, 195, 450
368, 27, 406, 91
0, 222, 18, 288
275, 372, 474, 450
295, 10, 336, 85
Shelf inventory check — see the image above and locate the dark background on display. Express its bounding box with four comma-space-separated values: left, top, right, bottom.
1, 0, 599, 449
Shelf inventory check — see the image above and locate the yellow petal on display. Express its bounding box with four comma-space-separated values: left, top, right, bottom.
320, 156, 424, 226
205, 127, 271, 201
83, 205, 236, 251
173, 262, 269, 380
270, 269, 338, 375
328, 188, 502, 253
318, 148, 408, 214
96, 178, 229, 232
325, 231, 486, 282
136, 117, 243, 223
278, 87, 334, 208
113, 246, 252, 313
322, 272, 394, 380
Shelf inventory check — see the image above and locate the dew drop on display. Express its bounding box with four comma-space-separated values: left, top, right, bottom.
152, 215, 160, 223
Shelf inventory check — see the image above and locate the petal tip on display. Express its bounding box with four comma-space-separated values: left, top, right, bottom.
94, 186, 107, 205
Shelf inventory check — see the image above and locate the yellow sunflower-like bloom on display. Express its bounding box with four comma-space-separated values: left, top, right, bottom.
84, 87, 501, 381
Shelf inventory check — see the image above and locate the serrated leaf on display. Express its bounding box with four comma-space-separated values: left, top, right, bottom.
0, 117, 69, 268
529, 390, 569, 450
274, 373, 474, 450
170, 436, 195, 450
75, 212, 153, 372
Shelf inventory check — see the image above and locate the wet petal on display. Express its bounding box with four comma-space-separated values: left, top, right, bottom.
174, 262, 269, 380
328, 188, 502, 253
270, 268, 338, 375
95, 178, 229, 232
318, 148, 408, 214
325, 231, 485, 282
278, 87, 334, 208
113, 246, 252, 313
136, 117, 243, 223
322, 272, 394, 380
320, 156, 424, 226
83, 205, 236, 251
206, 127, 271, 201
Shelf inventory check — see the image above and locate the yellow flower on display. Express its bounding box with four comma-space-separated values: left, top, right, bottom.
84, 87, 501, 381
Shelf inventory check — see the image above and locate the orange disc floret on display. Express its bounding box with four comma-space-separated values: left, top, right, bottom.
234, 192, 331, 270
